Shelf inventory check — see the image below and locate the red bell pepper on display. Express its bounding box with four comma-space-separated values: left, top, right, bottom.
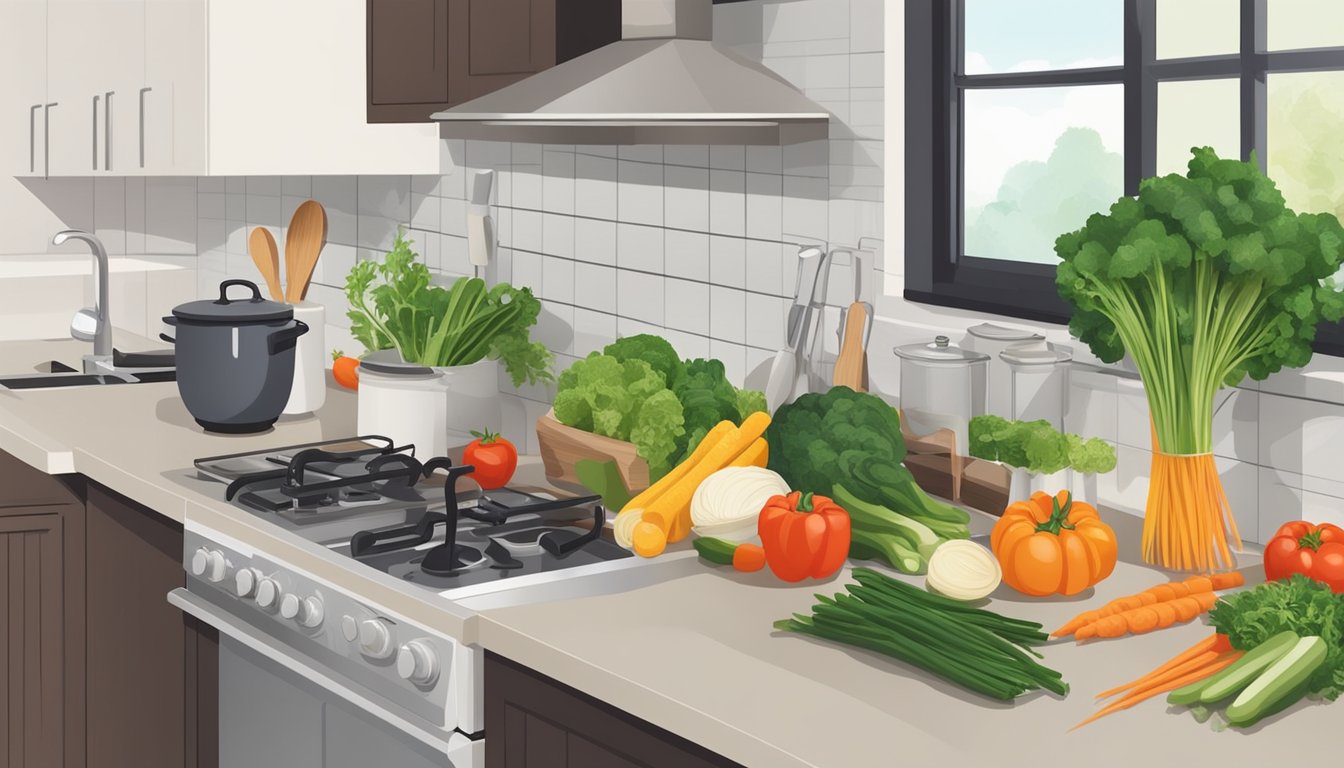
1263, 520, 1344, 593
757, 491, 851, 582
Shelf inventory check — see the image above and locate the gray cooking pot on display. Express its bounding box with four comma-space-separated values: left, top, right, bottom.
162, 279, 309, 433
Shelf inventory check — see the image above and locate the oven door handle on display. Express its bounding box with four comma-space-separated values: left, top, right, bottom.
167, 588, 472, 759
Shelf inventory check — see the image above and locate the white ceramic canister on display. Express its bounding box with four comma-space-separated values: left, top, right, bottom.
282, 302, 326, 416
965, 322, 1044, 419
892, 335, 990, 458
356, 349, 500, 458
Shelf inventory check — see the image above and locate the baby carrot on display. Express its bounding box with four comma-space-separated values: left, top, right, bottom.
1071, 652, 1242, 730
1094, 633, 1229, 700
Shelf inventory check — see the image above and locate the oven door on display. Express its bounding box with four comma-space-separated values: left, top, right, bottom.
168, 589, 482, 768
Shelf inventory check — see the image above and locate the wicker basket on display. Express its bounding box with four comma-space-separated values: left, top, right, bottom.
534, 410, 651, 494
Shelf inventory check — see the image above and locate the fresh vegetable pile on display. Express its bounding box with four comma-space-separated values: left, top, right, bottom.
775, 568, 1067, 700
1166, 630, 1328, 728
1078, 633, 1243, 728
554, 335, 767, 481
1208, 574, 1344, 701
345, 231, 552, 386
1055, 148, 1344, 571
968, 415, 1116, 476
766, 387, 971, 574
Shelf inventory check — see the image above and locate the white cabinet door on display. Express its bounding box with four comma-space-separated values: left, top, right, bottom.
0, 0, 48, 176
144, 0, 206, 174
46, 0, 101, 175
93, 0, 145, 174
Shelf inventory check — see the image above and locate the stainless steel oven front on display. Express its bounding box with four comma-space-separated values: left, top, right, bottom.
168, 522, 484, 768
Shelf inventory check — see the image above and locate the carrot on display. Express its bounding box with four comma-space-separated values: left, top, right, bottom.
1094, 633, 1229, 700
1071, 651, 1242, 730
1077, 591, 1219, 640
1051, 571, 1244, 637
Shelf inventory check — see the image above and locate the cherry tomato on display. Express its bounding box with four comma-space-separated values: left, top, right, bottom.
463, 429, 517, 490
331, 350, 359, 390
1264, 520, 1344, 592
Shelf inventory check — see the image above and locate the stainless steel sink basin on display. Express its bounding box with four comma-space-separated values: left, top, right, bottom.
0, 369, 175, 390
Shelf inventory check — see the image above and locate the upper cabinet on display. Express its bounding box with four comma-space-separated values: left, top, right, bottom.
368, 0, 621, 123
9, 0, 444, 177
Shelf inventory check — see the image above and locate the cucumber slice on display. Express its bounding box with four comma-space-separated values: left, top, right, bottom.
1197, 630, 1300, 705
1226, 636, 1327, 728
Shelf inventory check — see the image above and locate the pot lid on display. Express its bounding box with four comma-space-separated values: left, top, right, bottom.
171, 279, 294, 323
893, 335, 990, 363
966, 322, 1044, 342
999, 339, 1074, 366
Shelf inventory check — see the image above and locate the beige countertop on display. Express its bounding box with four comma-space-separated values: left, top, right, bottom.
0, 336, 1322, 768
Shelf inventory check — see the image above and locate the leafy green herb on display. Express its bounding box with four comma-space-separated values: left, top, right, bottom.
1067, 433, 1118, 474
345, 231, 552, 386
967, 415, 1116, 475
1208, 574, 1344, 700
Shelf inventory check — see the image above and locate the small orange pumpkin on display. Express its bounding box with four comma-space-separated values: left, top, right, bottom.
990, 490, 1117, 596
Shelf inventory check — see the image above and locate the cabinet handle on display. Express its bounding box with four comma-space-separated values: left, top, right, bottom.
138, 87, 152, 169
104, 91, 114, 172
44, 103, 55, 179
91, 95, 100, 171
29, 104, 40, 174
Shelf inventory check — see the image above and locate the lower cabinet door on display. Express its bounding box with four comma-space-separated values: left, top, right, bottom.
0, 513, 64, 768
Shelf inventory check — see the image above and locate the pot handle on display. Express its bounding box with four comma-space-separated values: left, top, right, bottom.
159, 315, 177, 344
267, 319, 309, 355
216, 279, 264, 305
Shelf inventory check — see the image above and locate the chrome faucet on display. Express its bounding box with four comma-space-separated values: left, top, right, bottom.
52, 230, 112, 371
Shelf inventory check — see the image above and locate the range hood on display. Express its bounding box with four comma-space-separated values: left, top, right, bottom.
431, 0, 831, 145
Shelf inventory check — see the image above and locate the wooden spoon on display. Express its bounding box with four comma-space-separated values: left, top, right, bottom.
284, 200, 328, 302
247, 227, 283, 302
833, 302, 869, 391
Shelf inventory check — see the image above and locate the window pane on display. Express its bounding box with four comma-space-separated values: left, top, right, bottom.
1157, 78, 1240, 175
1269, 0, 1344, 52
964, 0, 1122, 74
1156, 0, 1239, 59
963, 85, 1124, 264
1268, 71, 1344, 221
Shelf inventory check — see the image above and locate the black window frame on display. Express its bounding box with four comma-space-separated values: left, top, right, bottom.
905, 0, 1344, 356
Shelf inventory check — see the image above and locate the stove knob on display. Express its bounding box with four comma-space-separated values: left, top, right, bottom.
299, 597, 325, 629
396, 640, 439, 686
357, 619, 395, 660
189, 547, 211, 576
205, 551, 230, 583
340, 615, 359, 643
255, 578, 282, 610
279, 593, 301, 619
234, 568, 263, 598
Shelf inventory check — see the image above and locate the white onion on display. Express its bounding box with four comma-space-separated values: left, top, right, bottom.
690, 466, 790, 528
925, 539, 1001, 601
613, 508, 642, 550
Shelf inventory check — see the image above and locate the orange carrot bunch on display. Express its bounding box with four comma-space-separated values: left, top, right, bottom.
1052, 571, 1243, 641
1073, 634, 1242, 729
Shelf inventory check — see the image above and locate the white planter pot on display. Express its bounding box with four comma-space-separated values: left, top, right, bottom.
1007, 466, 1074, 503
356, 350, 501, 458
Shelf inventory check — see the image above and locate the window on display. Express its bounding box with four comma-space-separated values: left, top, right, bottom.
905, 0, 1344, 355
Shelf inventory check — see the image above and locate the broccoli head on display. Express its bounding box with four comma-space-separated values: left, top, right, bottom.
603, 334, 685, 389
765, 386, 905, 496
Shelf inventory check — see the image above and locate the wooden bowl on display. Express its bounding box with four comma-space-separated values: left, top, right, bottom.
534, 410, 651, 494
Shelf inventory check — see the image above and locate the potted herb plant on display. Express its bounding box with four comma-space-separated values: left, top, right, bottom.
345, 232, 551, 456
1056, 148, 1344, 571
968, 415, 1116, 506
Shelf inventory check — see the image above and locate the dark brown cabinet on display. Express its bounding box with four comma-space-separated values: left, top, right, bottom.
485, 653, 742, 768
0, 450, 215, 768
367, 0, 621, 123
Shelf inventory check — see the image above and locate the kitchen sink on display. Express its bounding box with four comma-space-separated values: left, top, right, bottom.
0, 369, 176, 390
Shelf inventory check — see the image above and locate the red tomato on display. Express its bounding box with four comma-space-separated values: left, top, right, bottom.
1264, 520, 1344, 592
331, 351, 359, 390
463, 429, 517, 490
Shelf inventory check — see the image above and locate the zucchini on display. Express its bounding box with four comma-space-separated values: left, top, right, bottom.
833, 483, 941, 558
1225, 635, 1327, 728
1196, 630, 1299, 705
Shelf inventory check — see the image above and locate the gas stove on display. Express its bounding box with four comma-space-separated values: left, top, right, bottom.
192, 435, 632, 593
171, 436, 649, 767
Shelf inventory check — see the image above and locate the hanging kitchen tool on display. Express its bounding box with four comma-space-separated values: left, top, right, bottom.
765, 245, 827, 411
832, 246, 876, 391
467, 170, 495, 271
284, 200, 327, 303
792, 246, 831, 400
248, 227, 284, 302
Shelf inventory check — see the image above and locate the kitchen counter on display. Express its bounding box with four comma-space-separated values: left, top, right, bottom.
0, 336, 1324, 768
